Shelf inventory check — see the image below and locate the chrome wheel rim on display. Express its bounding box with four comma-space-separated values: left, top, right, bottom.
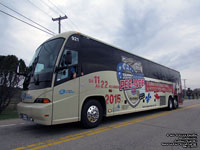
87, 105, 99, 123
174, 99, 177, 108
169, 100, 173, 109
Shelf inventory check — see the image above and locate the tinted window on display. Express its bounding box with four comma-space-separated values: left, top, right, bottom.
79, 34, 180, 83
55, 49, 78, 86
80, 36, 114, 75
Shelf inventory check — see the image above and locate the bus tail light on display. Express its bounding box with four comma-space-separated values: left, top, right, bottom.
34, 98, 51, 103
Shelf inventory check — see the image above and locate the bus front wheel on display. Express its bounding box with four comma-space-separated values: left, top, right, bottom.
81, 100, 103, 128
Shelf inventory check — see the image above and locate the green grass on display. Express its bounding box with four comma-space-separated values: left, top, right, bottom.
0, 109, 18, 120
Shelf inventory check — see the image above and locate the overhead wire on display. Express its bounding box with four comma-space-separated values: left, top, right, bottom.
26, 0, 58, 34
42, 0, 72, 32
47, 0, 80, 31
68, 18, 80, 31
26, 0, 53, 18
37, 0, 69, 32
27, 0, 80, 33
48, 0, 65, 15
0, 9, 54, 36
40, 0, 60, 15
0, 2, 55, 35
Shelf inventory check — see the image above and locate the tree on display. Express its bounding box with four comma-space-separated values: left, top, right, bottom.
0, 55, 26, 113
193, 88, 200, 99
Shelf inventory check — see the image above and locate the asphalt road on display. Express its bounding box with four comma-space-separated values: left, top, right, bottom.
0, 99, 200, 150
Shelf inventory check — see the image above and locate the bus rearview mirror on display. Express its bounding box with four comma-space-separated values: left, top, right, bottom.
66, 51, 72, 65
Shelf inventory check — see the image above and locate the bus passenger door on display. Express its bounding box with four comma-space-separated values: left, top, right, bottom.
52, 49, 79, 124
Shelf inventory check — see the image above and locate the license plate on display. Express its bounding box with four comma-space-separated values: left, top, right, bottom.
20, 114, 28, 121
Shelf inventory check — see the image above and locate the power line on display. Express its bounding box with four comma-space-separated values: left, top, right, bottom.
48, 0, 65, 15
0, 2, 55, 34
27, 0, 71, 32
45, 0, 71, 31
26, 0, 53, 18
0, 9, 54, 36
68, 18, 80, 31
47, 0, 80, 31
40, 0, 60, 15
31, 0, 80, 32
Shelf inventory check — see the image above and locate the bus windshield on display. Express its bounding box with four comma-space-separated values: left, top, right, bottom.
24, 38, 65, 90
33, 39, 63, 75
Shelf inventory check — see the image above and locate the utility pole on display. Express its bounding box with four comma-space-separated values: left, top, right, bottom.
182, 79, 187, 98
182, 79, 187, 90
52, 15, 67, 33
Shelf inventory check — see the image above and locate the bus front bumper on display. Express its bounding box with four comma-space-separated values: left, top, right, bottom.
17, 102, 52, 125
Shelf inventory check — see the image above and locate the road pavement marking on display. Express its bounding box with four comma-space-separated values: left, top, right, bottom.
0, 124, 16, 128
12, 104, 200, 150
0, 122, 25, 128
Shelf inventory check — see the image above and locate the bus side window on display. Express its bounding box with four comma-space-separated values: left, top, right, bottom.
69, 50, 78, 79
56, 50, 69, 81
56, 49, 78, 81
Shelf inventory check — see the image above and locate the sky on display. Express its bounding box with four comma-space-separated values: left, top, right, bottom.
0, 0, 200, 89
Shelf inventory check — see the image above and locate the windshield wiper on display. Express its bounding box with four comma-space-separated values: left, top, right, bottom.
31, 56, 39, 76
31, 56, 40, 85
34, 74, 40, 85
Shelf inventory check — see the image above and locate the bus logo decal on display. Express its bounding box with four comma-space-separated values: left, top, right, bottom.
131, 86, 137, 96
59, 89, 66, 95
59, 89, 75, 95
22, 93, 32, 101
117, 56, 145, 108
154, 93, 160, 100
145, 81, 173, 93
145, 93, 151, 103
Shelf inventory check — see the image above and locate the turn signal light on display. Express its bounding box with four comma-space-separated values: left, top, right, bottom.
34, 98, 51, 103
43, 99, 51, 103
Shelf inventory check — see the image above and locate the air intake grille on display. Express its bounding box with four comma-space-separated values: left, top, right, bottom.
160, 96, 166, 106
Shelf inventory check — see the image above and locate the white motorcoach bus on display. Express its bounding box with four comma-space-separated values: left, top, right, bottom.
17, 31, 183, 128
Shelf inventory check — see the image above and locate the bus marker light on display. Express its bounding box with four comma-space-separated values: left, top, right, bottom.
34, 98, 51, 103
43, 99, 51, 103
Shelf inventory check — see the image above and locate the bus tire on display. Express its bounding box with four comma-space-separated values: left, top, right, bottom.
168, 97, 174, 110
173, 97, 179, 109
81, 100, 103, 128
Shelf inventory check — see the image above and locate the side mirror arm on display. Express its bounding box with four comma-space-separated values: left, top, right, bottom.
55, 65, 69, 73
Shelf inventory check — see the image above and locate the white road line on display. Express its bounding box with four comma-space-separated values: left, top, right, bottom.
0, 124, 17, 128
0, 122, 26, 128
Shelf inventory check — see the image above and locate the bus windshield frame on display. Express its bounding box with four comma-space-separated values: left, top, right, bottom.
23, 38, 65, 90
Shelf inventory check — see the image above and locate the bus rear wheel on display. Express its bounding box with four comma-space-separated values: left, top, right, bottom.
81, 100, 103, 128
168, 97, 174, 110
173, 97, 179, 109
